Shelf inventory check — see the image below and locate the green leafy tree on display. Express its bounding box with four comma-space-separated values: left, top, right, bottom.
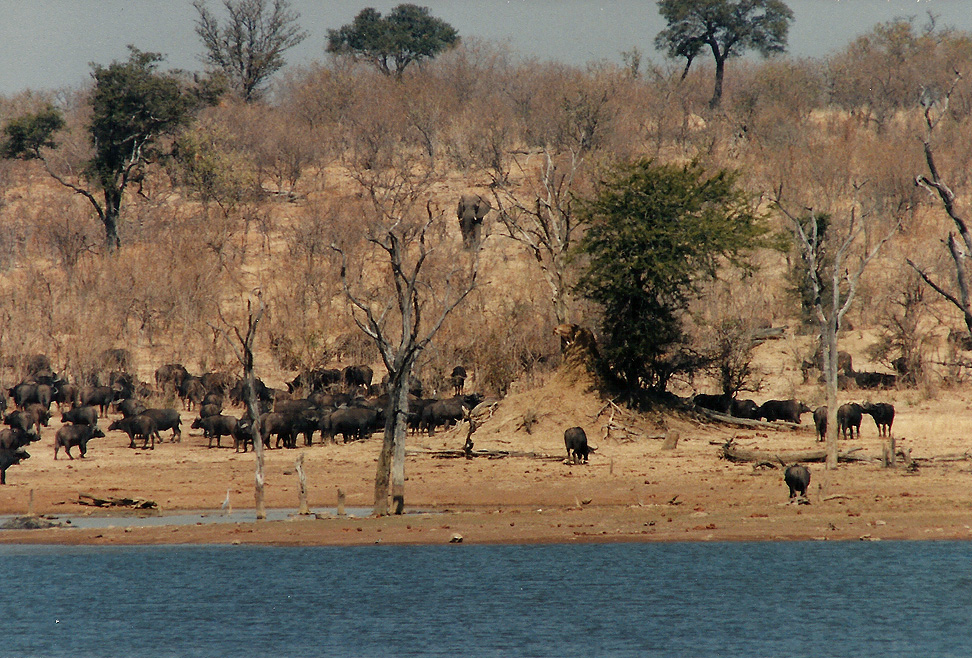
576, 159, 767, 396
194, 0, 307, 102
1, 48, 194, 250
326, 4, 459, 78
655, 0, 793, 108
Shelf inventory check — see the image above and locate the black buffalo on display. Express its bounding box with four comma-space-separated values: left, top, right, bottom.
784, 464, 811, 499
54, 424, 106, 460
564, 426, 595, 464
324, 406, 378, 443
813, 406, 827, 442
61, 405, 99, 427
450, 366, 467, 396
6, 404, 50, 436
192, 414, 239, 448
693, 393, 731, 415
9, 382, 39, 409
343, 365, 374, 391
116, 398, 147, 418
421, 394, 482, 435
108, 415, 158, 450
80, 385, 115, 415
758, 399, 811, 423
139, 408, 182, 442
0, 427, 36, 484
837, 403, 863, 440
155, 363, 190, 393
730, 399, 760, 420
861, 402, 895, 437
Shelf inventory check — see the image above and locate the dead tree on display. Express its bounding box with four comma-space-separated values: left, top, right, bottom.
210, 292, 267, 519
908, 74, 972, 338
775, 188, 898, 468
490, 148, 585, 324
332, 176, 478, 516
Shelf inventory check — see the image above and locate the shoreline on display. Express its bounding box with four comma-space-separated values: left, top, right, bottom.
2, 502, 971, 546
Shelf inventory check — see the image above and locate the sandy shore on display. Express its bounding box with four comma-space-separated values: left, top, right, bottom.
1, 370, 970, 547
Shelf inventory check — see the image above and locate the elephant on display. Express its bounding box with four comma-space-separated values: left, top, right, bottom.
457, 193, 490, 249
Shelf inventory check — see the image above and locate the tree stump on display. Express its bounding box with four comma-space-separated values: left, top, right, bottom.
661, 430, 680, 450
295, 452, 310, 515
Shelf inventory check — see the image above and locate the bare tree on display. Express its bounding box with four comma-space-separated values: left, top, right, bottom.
331, 169, 478, 516
908, 74, 972, 338
491, 149, 586, 325
210, 292, 267, 519
194, 0, 307, 102
775, 188, 898, 467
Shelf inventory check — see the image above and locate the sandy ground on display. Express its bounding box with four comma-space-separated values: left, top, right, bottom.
1, 364, 971, 547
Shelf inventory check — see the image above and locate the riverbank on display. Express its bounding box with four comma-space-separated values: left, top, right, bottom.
1, 368, 970, 546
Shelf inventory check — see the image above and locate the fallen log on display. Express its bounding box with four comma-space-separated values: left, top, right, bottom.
409, 448, 562, 461
721, 443, 870, 464
78, 493, 158, 510
696, 408, 805, 431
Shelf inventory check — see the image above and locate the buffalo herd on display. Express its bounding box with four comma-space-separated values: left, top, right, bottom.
0, 355, 482, 483
692, 392, 896, 440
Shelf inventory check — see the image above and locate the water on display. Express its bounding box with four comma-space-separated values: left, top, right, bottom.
1, 541, 970, 657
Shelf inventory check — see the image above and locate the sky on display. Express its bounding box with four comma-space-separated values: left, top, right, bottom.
1, 0, 970, 96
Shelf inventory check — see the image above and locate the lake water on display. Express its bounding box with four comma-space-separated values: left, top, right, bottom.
2, 541, 970, 657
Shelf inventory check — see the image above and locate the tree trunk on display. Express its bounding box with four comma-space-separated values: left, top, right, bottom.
373, 426, 393, 516
822, 323, 840, 469
390, 372, 409, 515
243, 374, 266, 520
102, 188, 122, 251
710, 56, 726, 109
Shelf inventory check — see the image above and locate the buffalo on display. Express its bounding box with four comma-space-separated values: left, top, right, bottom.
53, 382, 79, 410
108, 415, 158, 450
0, 427, 36, 484
837, 403, 863, 440
6, 403, 51, 435
813, 406, 827, 442
9, 382, 39, 409
564, 426, 595, 464
450, 366, 467, 396
784, 464, 811, 499
343, 365, 374, 391
324, 406, 378, 443
693, 393, 731, 415
730, 399, 760, 420
80, 385, 115, 415
116, 398, 147, 418
259, 412, 296, 449
155, 363, 190, 393
61, 405, 99, 427
854, 371, 897, 390
54, 424, 106, 460
758, 399, 811, 424
191, 414, 239, 449
139, 408, 182, 442
861, 402, 895, 437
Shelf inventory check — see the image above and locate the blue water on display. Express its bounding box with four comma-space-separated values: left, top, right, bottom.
1, 541, 969, 657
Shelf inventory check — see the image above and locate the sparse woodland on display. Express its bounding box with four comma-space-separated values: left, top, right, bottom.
3, 17, 972, 402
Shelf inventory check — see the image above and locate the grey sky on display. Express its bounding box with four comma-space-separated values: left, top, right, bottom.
1, 0, 969, 96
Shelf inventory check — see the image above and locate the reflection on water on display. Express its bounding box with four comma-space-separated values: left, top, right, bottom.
0, 541, 970, 657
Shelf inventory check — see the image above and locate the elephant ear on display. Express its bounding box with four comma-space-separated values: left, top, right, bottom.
476, 196, 491, 216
